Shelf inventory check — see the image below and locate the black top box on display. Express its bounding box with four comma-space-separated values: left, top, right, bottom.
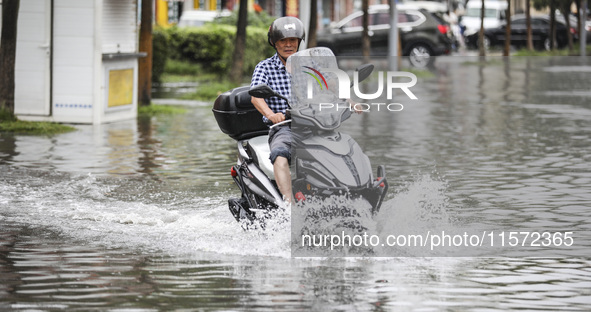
212, 86, 269, 141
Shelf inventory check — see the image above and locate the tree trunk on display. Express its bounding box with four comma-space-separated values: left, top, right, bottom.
230, 0, 248, 84
581, 0, 588, 56
138, 0, 153, 107
0, 0, 20, 114
478, 0, 486, 59
561, 7, 574, 51
503, 0, 512, 56
362, 0, 370, 63
552, 1, 558, 50
308, 0, 318, 48
526, 0, 534, 50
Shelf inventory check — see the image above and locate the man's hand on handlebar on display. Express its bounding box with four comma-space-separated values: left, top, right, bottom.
267, 112, 285, 124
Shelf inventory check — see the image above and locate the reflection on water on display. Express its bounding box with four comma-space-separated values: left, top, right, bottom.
1, 56, 591, 310
1, 223, 590, 311
0, 104, 237, 193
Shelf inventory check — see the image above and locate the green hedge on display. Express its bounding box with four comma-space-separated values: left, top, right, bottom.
153, 24, 275, 81
152, 27, 170, 83
213, 10, 276, 29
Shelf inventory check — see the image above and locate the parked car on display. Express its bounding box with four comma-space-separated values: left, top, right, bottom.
460, 0, 508, 38
316, 4, 454, 67
465, 14, 577, 50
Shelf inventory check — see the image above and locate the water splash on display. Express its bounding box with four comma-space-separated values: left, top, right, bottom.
288, 174, 451, 257
1, 167, 452, 259
377, 174, 450, 235
373, 174, 451, 256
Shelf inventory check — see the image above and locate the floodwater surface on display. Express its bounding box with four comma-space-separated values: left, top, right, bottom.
1, 56, 590, 311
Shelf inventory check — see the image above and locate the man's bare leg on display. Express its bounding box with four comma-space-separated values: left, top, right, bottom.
273, 156, 293, 205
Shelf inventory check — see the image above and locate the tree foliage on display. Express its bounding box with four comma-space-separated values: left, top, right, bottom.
213, 9, 275, 28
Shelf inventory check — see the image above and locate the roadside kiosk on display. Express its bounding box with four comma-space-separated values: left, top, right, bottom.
7, 0, 144, 124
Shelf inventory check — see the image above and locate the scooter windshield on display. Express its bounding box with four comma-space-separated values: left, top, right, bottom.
287, 47, 340, 109
287, 48, 345, 129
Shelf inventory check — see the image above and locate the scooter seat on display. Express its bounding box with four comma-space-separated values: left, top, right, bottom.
246, 135, 275, 180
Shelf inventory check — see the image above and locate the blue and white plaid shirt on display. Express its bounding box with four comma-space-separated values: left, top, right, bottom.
250, 53, 291, 122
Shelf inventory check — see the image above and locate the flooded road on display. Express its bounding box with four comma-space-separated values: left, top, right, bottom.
1, 56, 590, 310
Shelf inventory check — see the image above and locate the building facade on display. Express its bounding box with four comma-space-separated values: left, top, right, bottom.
2, 0, 143, 124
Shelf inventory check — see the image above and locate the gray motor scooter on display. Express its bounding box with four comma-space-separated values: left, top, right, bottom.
213, 49, 388, 226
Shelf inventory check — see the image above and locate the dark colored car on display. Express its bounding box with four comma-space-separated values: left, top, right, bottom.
465, 14, 578, 50
316, 4, 453, 67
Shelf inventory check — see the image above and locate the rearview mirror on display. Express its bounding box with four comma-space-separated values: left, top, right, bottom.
357, 64, 374, 82
350, 64, 375, 87
249, 84, 277, 99
249, 84, 289, 105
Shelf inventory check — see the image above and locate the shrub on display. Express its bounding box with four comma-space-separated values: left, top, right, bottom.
152, 27, 170, 83
182, 80, 239, 101
177, 25, 235, 72
159, 24, 275, 77
212, 10, 276, 29
164, 59, 202, 76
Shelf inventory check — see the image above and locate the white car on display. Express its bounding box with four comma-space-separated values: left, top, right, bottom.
177, 10, 231, 27
460, 0, 508, 37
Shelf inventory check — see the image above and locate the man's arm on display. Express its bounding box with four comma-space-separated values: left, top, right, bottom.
251, 96, 285, 124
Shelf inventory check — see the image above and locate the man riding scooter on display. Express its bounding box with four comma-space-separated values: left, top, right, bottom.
250, 16, 305, 206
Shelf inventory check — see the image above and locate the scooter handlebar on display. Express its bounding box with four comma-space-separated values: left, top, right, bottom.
266, 110, 291, 129
269, 119, 291, 129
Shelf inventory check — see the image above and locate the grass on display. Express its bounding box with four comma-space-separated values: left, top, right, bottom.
460, 45, 590, 66
0, 110, 76, 135
159, 59, 226, 84
160, 59, 246, 102
181, 80, 240, 101
514, 45, 591, 56
138, 104, 187, 117
0, 120, 76, 135
1, 103, 188, 135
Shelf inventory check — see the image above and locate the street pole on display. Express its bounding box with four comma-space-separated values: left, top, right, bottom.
389, 0, 398, 71
298, 0, 310, 49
